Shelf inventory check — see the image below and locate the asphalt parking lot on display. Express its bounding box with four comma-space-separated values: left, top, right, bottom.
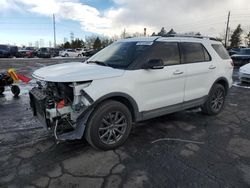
0, 59, 250, 188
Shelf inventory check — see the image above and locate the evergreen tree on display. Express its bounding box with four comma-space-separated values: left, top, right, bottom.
93, 37, 102, 49
245, 31, 250, 47
63, 42, 71, 49
230, 24, 243, 48
157, 27, 167, 36
167, 28, 176, 35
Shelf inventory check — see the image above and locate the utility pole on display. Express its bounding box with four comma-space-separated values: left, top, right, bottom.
53, 14, 56, 48
225, 11, 230, 48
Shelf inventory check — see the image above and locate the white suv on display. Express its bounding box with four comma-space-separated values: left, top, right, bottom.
30, 36, 233, 150
59, 49, 83, 57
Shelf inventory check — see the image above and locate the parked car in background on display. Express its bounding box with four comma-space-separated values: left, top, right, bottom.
228, 47, 245, 56
0, 45, 19, 58
85, 49, 99, 57
0, 50, 10, 58
52, 48, 62, 57
18, 49, 30, 58
25, 47, 37, 57
239, 63, 250, 83
9, 46, 19, 57
76, 48, 86, 56
37, 48, 52, 58
59, 49, 83, 57
231, 48, 250, 66
0, 45, 10, 58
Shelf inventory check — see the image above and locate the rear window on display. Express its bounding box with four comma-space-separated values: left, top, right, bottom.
181, 42, 211, 63
212, 44, 230, 59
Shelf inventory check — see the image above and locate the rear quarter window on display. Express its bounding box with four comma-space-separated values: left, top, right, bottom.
212, 44, 230, 59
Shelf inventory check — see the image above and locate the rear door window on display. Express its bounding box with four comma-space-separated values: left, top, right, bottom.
212, 44, 230, 59
181, 42, 211, 63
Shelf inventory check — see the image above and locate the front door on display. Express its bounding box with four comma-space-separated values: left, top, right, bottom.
132, 41, 186, 112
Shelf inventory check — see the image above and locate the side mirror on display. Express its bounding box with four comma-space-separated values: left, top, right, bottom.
143, 59, 164, 69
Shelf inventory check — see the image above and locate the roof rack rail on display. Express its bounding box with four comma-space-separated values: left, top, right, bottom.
161, 34, 218, 41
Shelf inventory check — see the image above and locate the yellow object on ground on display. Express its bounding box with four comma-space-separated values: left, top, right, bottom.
7, 69, 19, 82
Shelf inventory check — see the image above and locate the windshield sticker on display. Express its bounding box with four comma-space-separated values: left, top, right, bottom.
136, 42, 153, 46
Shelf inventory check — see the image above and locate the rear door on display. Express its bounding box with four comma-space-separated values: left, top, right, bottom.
180, 42, 214, 101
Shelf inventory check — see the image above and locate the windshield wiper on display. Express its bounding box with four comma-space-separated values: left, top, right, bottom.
87, 60, 108, 67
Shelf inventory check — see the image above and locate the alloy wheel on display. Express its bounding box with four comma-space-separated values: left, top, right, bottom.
98, 111, 127, 145
211, 88, 224, 112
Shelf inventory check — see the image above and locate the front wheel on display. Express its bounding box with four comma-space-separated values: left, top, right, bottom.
85, 100, 132, 150
11, 85, 20, 97
201, 84, 226, 115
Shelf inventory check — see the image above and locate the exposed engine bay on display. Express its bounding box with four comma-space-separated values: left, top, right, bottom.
29, 80, 93, 140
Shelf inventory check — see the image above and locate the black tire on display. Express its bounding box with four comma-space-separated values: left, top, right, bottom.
65, 54, 69, 57
0, 87, 4, 94
201, 84, 226, 115
85, 100, 132, 150
11, 85, 20, 97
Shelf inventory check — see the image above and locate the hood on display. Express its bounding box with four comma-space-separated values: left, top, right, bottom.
241, 63, 250, 71
32, 62, 125, 82
231, 54, 250, 59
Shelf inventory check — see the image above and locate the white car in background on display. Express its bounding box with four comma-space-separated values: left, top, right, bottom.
239, 63, 250, 83
59, 49, 83, 57
76, 48, 87, 56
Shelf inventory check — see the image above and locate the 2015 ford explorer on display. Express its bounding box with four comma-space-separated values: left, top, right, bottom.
29, 36, 233, 150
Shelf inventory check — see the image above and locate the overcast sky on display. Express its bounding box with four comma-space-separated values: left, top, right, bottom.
1, 0, 250, 46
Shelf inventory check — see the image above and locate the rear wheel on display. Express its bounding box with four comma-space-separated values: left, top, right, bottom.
11, 85, 20, 97
201, 84, 225, 115
0, 87, 4, 94
65, 54, 69, 57
85, 100, 132, 150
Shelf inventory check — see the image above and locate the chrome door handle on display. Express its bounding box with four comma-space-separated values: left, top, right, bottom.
209, 65, 216, 70
173, 70, 184, 75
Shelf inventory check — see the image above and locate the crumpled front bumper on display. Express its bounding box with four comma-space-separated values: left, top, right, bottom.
29, 87, 93, 140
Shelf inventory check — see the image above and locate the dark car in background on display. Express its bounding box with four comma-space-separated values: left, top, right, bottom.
9, 46, 19, 57
228, 47, 246, 56
231, 48, 250, 66
85, 49, 99, 57
0, 45, 10, 58
51, 48, 62, 57
0, 45, 19, 58
37, 48, 53, 58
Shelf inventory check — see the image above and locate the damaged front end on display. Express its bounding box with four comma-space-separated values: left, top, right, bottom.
29, 80, 93, 141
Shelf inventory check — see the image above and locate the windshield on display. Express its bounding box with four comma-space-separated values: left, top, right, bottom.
87, 41, 152, 68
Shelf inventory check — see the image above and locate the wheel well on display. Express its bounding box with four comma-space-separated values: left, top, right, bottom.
105, 96, 136, 121
215, 78, 229, 94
